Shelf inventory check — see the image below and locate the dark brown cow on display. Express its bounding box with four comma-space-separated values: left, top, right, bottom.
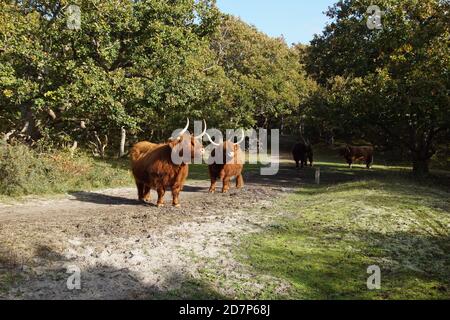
130, 119, 206, 207
340, 145, 374, 169
205, 130, 245, 194
292, 142, 313, 168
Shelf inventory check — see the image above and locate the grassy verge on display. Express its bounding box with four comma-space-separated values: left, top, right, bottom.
0, 143, 134, 200
239, 175, 450, 299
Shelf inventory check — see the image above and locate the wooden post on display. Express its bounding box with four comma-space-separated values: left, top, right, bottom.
119, 127, 126, 157
315, 167, 321, 185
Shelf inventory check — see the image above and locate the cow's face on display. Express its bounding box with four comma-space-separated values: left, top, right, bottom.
170, 133, 204, 163
190, 135, 205, 159
223, 141, 242, 164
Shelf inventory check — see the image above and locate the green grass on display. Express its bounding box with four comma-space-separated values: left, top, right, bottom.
239, 174, 450, 299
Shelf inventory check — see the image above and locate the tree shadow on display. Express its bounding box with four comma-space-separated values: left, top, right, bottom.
243, 225, 450, 299
292, 170, 450, 213
245, 159, 450, 193
0, 244, 228, 300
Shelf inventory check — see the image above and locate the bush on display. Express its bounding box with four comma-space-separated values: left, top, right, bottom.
0, 142, 132, 197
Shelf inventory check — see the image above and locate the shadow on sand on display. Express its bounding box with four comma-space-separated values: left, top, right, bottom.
0, 244, 227, 300
68, 184, 209, 206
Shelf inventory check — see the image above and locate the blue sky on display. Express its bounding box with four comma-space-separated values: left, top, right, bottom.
216, 0, 336, 45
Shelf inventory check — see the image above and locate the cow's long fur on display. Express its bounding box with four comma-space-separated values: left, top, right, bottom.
131, 134, 203, 207
130, 141, 161, 162
208, 141, 244, 193
340, 145, 374, 169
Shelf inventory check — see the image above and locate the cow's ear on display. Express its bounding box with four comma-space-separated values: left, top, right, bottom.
169, 136, 182, 149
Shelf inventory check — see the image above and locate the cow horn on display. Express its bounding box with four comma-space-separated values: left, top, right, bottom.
194, 120, 207, 139
170, 118, 190, 140
233, 128, 245, 146
205, 132, 221, 146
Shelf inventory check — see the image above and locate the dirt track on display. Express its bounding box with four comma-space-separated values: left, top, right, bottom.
0, 162, 305, 299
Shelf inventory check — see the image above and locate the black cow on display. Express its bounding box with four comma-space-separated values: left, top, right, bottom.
292, 142, 313, 168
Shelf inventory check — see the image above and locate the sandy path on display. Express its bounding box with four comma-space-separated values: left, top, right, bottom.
0, 163, 305, 299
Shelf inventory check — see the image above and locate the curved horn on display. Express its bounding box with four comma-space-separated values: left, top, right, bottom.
170, 118, 189, 140
205, 132, 220, 146
194, 120, 207, 139
234, 128, 245, 146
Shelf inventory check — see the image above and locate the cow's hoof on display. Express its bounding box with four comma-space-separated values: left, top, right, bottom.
157, 203, 165, 208
208, 189, 216, 193
173, 204, 181, 208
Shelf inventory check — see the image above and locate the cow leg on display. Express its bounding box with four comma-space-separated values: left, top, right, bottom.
142, 185, 151, 203
136, 182, 144, 201
156, 187, 165, 207
366, 156, 373, 169
295, 160, 299, 168
222, 176, 231, 193
236, 174, 244, 189
209, 178, 217, 193
171, 185, 182, 207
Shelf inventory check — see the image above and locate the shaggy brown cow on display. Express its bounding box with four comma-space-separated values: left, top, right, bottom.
292, 142, 313, 168
340, 145, 374, 169
205, 130, 245, 193
130, 141, 163, 202
130, 141, 161, 162
131, 119, 206, 207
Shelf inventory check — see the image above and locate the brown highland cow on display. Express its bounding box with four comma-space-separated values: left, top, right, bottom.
130, 119, 206, 207
205, 129, 245, 193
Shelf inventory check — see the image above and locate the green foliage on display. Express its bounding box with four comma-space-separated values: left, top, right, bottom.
210, 16, 311, 130
0, 0, 223, 145
0, 1, 311, 150
305, 0, 450, 175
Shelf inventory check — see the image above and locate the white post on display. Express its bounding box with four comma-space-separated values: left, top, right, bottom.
315, 167, 321, 185
119, 127, 126, 157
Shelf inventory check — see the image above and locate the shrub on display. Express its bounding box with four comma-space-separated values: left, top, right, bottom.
0, 142, 132, 197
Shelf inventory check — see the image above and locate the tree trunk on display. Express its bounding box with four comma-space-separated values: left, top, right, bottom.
2, 130, 16, 142
119, 127, 126, 157
69, 141, 78, 157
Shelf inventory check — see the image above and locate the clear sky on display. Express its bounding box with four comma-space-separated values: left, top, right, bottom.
216, 0, 336, 45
